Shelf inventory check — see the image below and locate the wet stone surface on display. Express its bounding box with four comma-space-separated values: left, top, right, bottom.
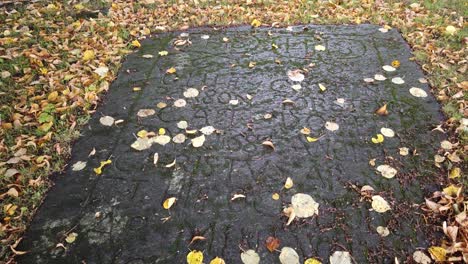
19, 25, 443, 263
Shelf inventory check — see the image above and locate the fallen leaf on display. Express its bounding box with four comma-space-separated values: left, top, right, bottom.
380, 128, 395, 137
279, 247, 299, 264
265, 236, 280, 252
153, 135, 171, 145
131, 138, 153, 151
300, 127, 311, 135
330, 251, 352, 264
201, 34, 209, 40
200, 126, 216, 135
189, 236, 206, 244
72, 161, 87, 171
137, 109, 156, 118
166, 67, 177, 74
272, 193, 280, 200
382, 65, 396, 72
449, 167, 461, 179
409, 87, 428, 98
173, 134, 186, 144
374, 74, 386, 81
304, 258, 322, 264
131, 40, 141, 48
287, 70, 304, 82
440, 140, 453, 150
291, 193, 319, 218
283, 206, 296, 225
65, 232, 78, 244
325, 122, 339, 131
262, 140, 275, 150
314, 45, 326, 51
229, 99, 239, 105
399, 147, 409, 156
249, 61, 256, 68
93, 159, 112, 175
159, 51, 168, 56
371, 195, 391, 213
241, 249, 260, 264
445, 25, 457, 35
306, 136, 319, 142
251, 19, 261, 27
413, 250, 431, 264
94, 66, 109, 78
83, 50, 95, 61
184, 88, 199, 98
99, 116, 115, 126
376, 164, 397, 178
284, 177, 294, 189
177, 121, 188, 129
174, 99, 187, 107
318, 83, 326, 92
371, 134, 384, 144
142, 54, 154, 58
231, 194, 246, 201
391, 60, 400, 68
163, 197, 176, 209
443, 185, 460, 197
291, 84, 302, 91
376, 226, 390, 237
165, 159, 176, 168
210, 257, 226, 264
364, 77, 374, 83
187, 250, 203, 264
192, 135, 206, 148
153, 153, 159, 166
375, 103, 389, 116
391, 77, 405, 84
428, 246, 446, 262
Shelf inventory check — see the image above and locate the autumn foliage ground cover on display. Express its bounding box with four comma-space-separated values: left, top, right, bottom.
0, 0, 466, 262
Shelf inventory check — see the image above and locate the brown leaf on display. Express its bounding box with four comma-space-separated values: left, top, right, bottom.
262, 140, 275, 150
265, 236, 280, 252
189, 235, 206, 245
375, 103, 388, 116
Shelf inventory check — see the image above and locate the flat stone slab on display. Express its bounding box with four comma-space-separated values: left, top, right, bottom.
19, 25, 443, 263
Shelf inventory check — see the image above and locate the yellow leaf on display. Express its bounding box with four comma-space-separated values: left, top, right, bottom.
65, 232, 78, 244
48, 91, 58, 101
133, 87, 141, 92
371, 134, 384, 144
83, 50, 95, 61
251, 19, 261, 27
445, 25, 457, 35
159, 51, 168, 56
318, 83, 326, 92
187, 250, 203, 264
74, 3, 84, 10
307, 136, 319, 142
132, 40, 141, 48
249, 61, 256, 68
284, 177, 293, 189
93, 160, 112, 175
449, 167, 461, 179
39, 67, 48, 75
38, 122, 53, 132
443, 185, 460, 197
137, 130, 148, 138
158, 128, 166, 135
166, 67, 176, 74
4, 204, 17, 216
428, 246, 446, 261
391, 60, 400, 68
304, 258, 322, 264
163, 197, 176, 209
271, 43, 278, 49
209, 257, 225, 264
272, 193, 280, 200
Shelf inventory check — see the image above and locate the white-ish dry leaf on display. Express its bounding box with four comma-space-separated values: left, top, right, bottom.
279, 247, 300, 264
94, 66, 109, 77
399, 147, 409, 156
137, 109, 156, 118
177, 121, 188, 129
192, 135, 206, 148
229, 99, 239, 105
382, 65, 396, 72
172, 134, 186, 144
291, 84, 302, 91
378, 28, 389, 33
380, 127, 395, 137
291, 193, 319, 218
440, 140, 452, 150
377, 226, 390, 237
200, 126, 216, 135
371, 195, 391, 213
413, 251, 431, 264
434, 154, 445, 163
142, 54, 154, 58
241, 250, 260, 264
231, 194, 246, 201
165, 159, 176, 168
131, 138, 153, 151
376, 165, 397, 178
173, 99, 187, 107
364, 78, 374, 83
153, 135, 171, 145
391, 77, 405, 84
183, 88, 199, 98
374, 74, 387, 81
409, 87, 428, 98
153, 153, 159, 166
72, 161, 87, 171
201, 34, 210, 39
287, 70, 304, 82
325, 121, 339, 131
314, 44, 326, 51
336, 98, 345, 107
99, 116, 114, 126
330, 251, 352, 264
